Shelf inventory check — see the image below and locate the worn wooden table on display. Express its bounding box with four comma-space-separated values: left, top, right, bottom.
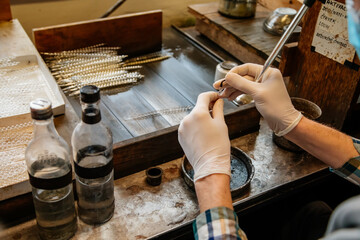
1, 117, 330, 239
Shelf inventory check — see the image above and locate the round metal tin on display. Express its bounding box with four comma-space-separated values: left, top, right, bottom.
181, 147, 255, 197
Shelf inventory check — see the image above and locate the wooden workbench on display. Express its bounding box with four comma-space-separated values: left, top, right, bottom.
1, 27, 353, 239
1, 1, 358, 238
1, 117, 333, 240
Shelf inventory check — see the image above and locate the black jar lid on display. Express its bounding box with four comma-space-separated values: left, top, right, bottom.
30, 98, 53, 120
80, 85, 100, 103
146, 167, 163, 186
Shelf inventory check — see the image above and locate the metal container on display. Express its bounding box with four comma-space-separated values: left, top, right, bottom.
181, 147, 254, 197
263, 8, 297, 36
218, 0, 257, 18
273, 97, 322, 152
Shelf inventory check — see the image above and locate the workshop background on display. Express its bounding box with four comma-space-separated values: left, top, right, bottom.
10, 0, 301, 38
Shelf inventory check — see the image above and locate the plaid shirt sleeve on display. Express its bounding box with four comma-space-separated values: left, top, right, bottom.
330, 138, 360, 186
193, 206, 247, 240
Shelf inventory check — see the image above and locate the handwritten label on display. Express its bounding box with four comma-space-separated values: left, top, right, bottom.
311, 0, 355, 64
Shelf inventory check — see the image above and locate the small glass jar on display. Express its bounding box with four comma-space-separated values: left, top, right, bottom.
218, 0, 257, 18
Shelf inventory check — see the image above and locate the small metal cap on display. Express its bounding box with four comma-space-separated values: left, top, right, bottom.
80, 85, 100, 103
30, 98, 53, 120
146, 167, 163, 186
220, 61, 238, 70
263, 7, 297, 35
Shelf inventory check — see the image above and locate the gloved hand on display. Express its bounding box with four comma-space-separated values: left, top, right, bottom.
214, 63, 302, 136
178, 92, 231, 182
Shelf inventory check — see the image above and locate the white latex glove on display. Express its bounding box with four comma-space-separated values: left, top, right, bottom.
178, 92, 231, 182
214, 63, 302, 136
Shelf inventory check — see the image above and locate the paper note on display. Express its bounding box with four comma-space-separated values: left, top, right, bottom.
311, 0, 356, 64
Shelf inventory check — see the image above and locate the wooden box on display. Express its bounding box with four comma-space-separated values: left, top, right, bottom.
0, 10, 65, 200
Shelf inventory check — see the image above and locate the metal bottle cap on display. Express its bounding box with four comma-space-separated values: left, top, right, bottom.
80, 85, 100, 103
220, 61, 238, 70
30, 98, 53, 120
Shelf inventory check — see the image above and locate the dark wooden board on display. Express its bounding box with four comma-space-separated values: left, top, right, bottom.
0, 0, 11, 21
111, 106, 260, 180
162, 27, 239, 112
188, 3, 280, 65
147, 57, 215, 105
112, 125, 182, 179
132, 66, 194, 125
224, 103, 260, 139
102, 89, 171, 137
33, 10, 162, 56
66, 96, 133, 143
220, 17, 279, 61
101, 102, 134, 143
280, 0, 360, 129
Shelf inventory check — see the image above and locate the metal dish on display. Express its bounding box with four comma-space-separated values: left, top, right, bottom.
263, 8, 297, 36
218, 0, 257, 18
273, 97, 322, 152
181, 147, 255, 197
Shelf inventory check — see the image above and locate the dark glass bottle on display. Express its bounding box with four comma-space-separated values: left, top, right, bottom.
71, 85, 114, 224
25, 98, 77, 240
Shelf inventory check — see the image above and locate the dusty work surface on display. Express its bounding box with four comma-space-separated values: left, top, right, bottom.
0, 119, 327, 239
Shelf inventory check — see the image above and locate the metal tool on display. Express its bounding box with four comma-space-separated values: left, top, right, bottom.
234, 0, 317, 105
101, 0, 127, 18
128, 106, 193, 120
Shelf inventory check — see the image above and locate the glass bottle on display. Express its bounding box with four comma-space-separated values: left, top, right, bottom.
71, 85, 114, 224
25, 98, 77, 240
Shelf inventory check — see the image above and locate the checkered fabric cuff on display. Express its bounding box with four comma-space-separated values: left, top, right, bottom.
193, 207, 247, 240
353, 138, 360, 154
330, 138, 360, 186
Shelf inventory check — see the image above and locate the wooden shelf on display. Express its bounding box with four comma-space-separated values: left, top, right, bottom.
188, 2, 281, 65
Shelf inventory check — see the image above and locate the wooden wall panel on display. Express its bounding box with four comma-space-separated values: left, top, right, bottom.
0, 0, 11, 21
33, 10, 162, 56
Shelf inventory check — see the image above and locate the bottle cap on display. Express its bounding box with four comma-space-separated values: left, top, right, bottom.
30, 98, 53, 120
80, 85, 100, 103
220, 61, 238, 70
146, 167, 163, 186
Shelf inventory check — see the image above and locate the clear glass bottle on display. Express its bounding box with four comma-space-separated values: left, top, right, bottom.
25, 98, 77, 240
71, 85, 114, 225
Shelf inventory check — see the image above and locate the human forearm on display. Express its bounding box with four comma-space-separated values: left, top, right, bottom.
285, 117, 359, 169
195, 174, 233, 212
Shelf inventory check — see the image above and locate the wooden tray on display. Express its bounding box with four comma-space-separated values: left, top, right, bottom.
0, 20, 65, 116
0, 19, 66, 201
0, 55, 64, 121
32, 10, 260, 182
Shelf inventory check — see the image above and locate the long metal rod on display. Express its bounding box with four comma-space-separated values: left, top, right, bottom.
101, 0, 127, 18
256, 4, 309, 82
